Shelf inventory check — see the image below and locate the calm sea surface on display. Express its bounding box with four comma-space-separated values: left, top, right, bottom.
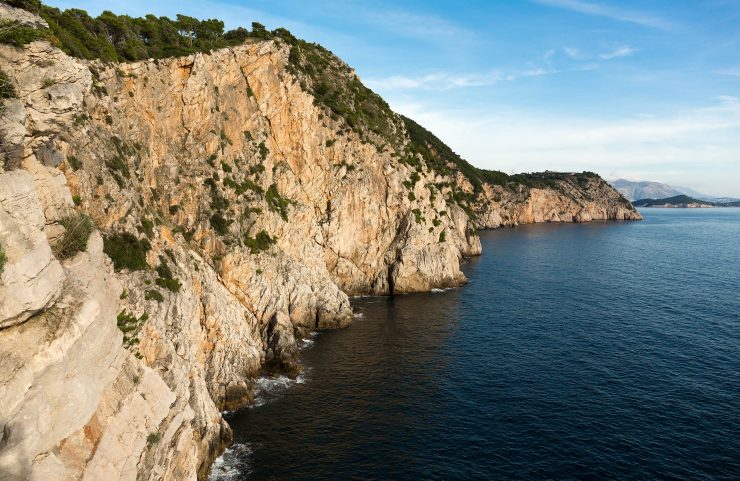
210, 208, 740, 481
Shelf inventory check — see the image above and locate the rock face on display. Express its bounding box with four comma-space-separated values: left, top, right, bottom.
0, 7, 641, 481
472, 174, 643, 229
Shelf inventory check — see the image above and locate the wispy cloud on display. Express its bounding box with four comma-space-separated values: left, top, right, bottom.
563, 47, 582, 59
600, 45, 637, 60
388, 96, 740, 196
715, 67, 740, 77
365, 72, 501, 91
366, 63, 598, 91
532, 0, 675, 29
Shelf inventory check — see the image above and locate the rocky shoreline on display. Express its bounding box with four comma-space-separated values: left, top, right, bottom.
0, 4, 640, 480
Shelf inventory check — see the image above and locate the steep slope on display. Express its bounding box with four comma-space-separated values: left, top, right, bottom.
0, 4, 640, 481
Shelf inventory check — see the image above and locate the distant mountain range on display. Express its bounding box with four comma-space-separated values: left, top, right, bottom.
633, 195, 740, 208
609, 179, 739, 203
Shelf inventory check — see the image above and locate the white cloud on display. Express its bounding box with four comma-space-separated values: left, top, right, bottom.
532, 0, 675, 29
366, 63, 600, 91
563, 47, 582, 59
365, 72, 502, 91
715, 67, 740, 78
599, 45, 637, 60
388, 96, 740, 196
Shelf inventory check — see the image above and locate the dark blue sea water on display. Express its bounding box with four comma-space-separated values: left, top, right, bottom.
211, 208, 740, 481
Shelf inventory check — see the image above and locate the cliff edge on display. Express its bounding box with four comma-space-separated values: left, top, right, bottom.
0, 4, 640, 480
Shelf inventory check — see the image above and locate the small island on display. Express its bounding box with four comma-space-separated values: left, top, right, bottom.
634, 195, 740, 208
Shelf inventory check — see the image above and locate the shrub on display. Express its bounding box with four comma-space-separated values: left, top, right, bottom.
209, 213, 231, 236
412, 208, 423, 224
258, 141, 269, 161
244, 230, 276, 254
325, 139, 335, 147
5, 0, 42, 12
117, 310, 148, 348
67, 155, 82, 170
169, 204, 180, 215
72, 195, 82, 205
249, 164, 265, 176
103, 233, 151, 271
0, 245, 6, 275
0, 68, 16, 101
145, 289, 164, 303
407, 192, 416, 201
147, 433, 161, 445
265, 184, 289, 221
53, 214, 93, 260
155, 256, 181, 293
0, 21, 54, 48
438, 231, 446, 243
138, 218, 154, 238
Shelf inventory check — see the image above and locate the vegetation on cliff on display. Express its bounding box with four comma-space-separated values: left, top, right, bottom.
52, 213, 93, 260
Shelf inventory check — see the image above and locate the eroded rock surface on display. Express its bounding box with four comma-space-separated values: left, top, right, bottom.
0, 9, 640, 481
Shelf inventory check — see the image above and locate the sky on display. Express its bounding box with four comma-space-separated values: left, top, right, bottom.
45, 0, 740, 196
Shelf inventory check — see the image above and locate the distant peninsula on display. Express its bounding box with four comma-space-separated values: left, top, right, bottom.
634, 195, 740, 208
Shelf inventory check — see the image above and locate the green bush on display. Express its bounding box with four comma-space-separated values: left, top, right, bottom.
265, 184, 289, 221
103, 233, 151, 271
438, 231, 446, 243
138, 218, 154, 238
244, 230, 276, 254
0, 245, 6, 275
53, 214, 93, 260
117, 309, 148, 348
0, 21, 55, 48
258, 141, 269, 161
145, 289, 164, 303
5, 0, 42, 12
0, 68, 16, 101
412, 208, 423, 224
155, 256, 181, 292
209, 213, 231, 236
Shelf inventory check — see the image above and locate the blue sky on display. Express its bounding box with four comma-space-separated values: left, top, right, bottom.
46, 0, 740, 196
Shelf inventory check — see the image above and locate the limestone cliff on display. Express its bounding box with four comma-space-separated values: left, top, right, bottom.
0, 4, 640, 481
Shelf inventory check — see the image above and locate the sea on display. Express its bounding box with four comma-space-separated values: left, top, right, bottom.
209, 208, 740, 481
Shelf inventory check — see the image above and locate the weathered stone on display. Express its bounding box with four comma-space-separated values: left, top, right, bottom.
0, 170, 64, 328
0, 7, 641, 481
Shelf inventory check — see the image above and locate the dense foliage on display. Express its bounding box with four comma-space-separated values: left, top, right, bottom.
282, 30, 402, 146
0, 19, 55, 47
402, 116, 511, 192
4, 1, 615, 217
4, 0, 41, 12
34, 6, 265, 62
103, 232, 151, 271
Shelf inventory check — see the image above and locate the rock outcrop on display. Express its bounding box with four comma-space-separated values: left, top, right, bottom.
473, 173, 642, 229
0, 4, 641, 481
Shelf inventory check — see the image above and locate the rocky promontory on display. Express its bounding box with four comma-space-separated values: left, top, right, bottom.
0, 3, 641, 480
